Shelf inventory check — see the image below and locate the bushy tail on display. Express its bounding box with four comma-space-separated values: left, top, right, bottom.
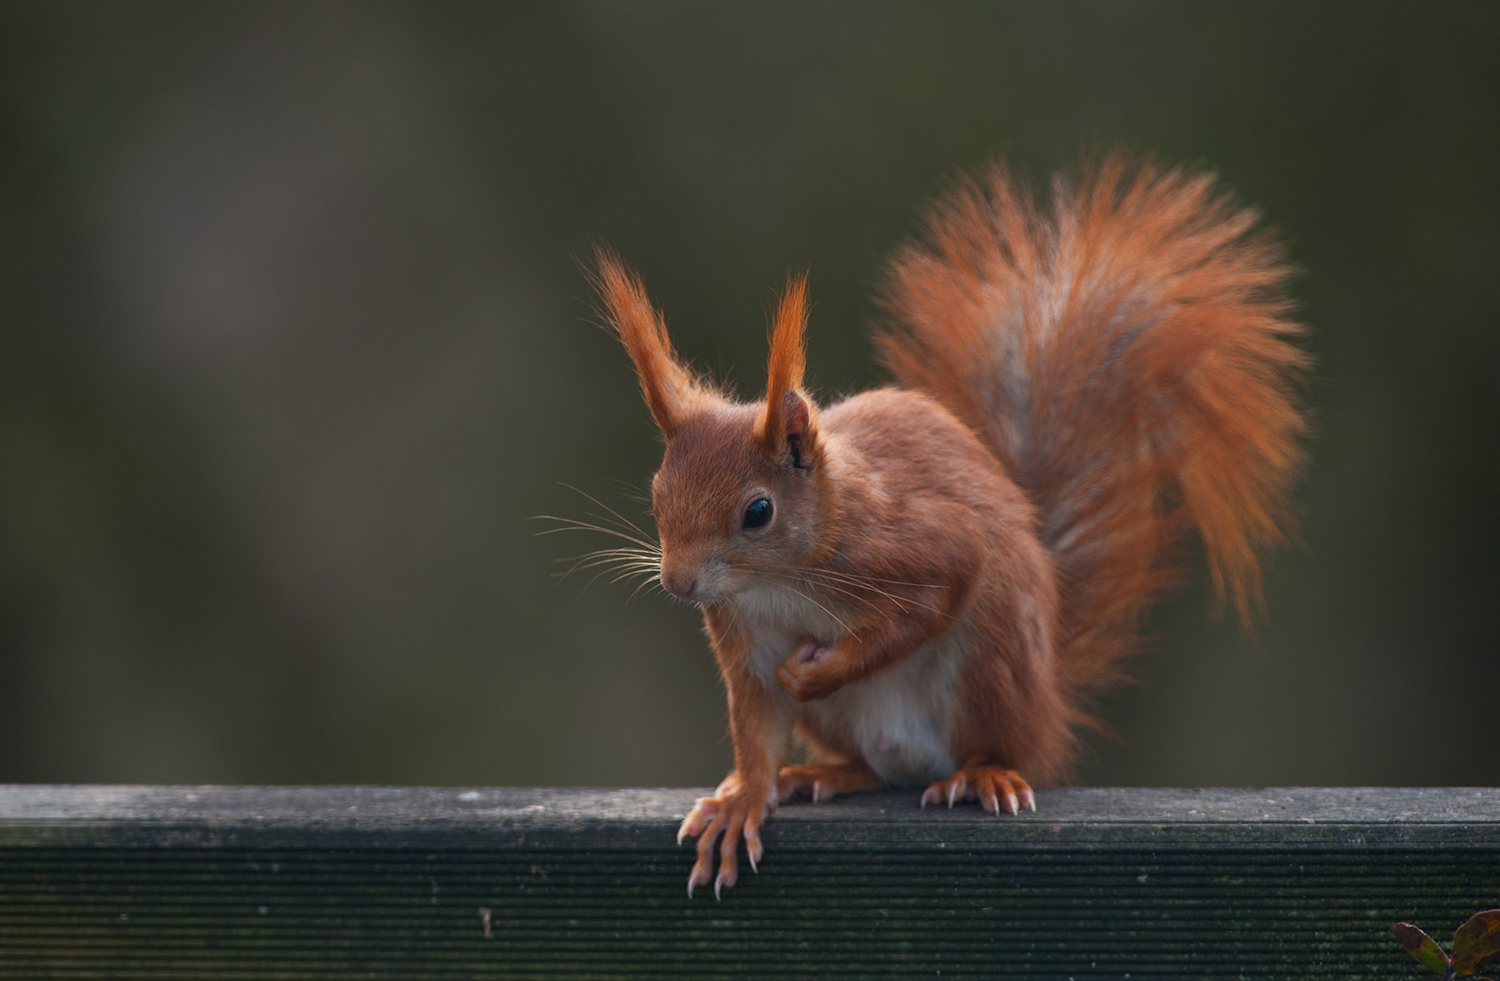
875, 154, 1308, 705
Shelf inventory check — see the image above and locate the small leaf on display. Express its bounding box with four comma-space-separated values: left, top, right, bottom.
1453, 910, 1500, 977
1393, 922, 1453, 975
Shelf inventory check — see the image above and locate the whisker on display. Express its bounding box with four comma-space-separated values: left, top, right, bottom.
740, 564, 889, 618
559, 556, 660, 578
798, 566, 945, 592
577, 557, 660, 589
531, 515, 660, 552
786, 574, 890, 617
580, 509, 654, 544
771, 580, 858, 639
558, 483, 657, 542
787, 564, 950, 606
562, 557, 660, 571
531, 516, 655, 547
626, 575, 665, 604
552, 561, 645, 585
608, 479, 653, 508
607, 571, 656, 588
795, 571, 925, 617
554, 547, 660, 565
557, 565, 658, 584
758, 559, 947, 595
534, 487, 671, 603
759, 563, 957, 622
553, 548, 660, 582
550, 496, 648, 542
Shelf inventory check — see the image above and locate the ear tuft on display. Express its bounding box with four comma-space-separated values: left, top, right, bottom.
765, 272, 809, 407
756, 273, 818, 467
591, 245, 706, 436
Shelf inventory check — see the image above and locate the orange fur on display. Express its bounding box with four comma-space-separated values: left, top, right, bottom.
591, 246, 718, 434
592, 154, 1308, 895
876, 154, 1308, 706
756, 273, 811, 454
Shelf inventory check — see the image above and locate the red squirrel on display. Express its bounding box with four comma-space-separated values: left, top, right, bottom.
590, 154, 1307, 898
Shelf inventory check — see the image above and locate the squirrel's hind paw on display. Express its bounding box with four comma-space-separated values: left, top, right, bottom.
777, 762, 883, 803
920, 765, 1035, 815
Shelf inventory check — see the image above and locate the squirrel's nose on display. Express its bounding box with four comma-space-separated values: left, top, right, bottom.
661, 568, 698, 599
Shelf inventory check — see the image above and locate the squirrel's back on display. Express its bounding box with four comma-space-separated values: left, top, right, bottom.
875, 154, 1308, 713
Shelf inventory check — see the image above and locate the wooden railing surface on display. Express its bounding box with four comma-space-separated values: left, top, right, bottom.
1, 785, 1496, 978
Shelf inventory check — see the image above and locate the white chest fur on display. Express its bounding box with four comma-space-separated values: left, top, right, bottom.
727, 582, 962, 788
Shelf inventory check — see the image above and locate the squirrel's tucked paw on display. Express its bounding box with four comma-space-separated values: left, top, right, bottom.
777, 762, 883, 803
920, 764, 1036, 816
774, 640, 840, 702
677, 780, 770, 899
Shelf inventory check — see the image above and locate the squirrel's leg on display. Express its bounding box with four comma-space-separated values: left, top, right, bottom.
920, 759, 1036, 816
777, 761, 883, 802
677, 651, 790, 898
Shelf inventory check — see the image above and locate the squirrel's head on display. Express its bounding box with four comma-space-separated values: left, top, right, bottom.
594, 249, 830, 606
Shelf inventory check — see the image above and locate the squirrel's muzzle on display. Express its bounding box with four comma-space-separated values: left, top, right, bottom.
661, 565, 698, 600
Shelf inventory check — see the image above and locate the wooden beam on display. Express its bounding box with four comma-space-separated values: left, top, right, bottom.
2, 786, 1496, 977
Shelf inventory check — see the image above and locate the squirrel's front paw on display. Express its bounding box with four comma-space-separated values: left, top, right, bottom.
677, 778, 771, 899
774, 640, 839, 702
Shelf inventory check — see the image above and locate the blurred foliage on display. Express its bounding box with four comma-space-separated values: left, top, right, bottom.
1394, 910, 1500, 979
0, 1, 1496, 787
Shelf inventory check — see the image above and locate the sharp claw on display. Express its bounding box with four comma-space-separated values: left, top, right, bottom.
687, 865, 712, 899
714, 875, 723, 901
923, 769, 1035, 816
746, 833, 762, 873
677, 806, 707, 844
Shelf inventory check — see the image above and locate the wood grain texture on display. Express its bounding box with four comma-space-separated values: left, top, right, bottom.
1, 786, 1497, 978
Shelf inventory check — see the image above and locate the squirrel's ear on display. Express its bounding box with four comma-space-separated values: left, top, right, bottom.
592, 246, 704, 436
756, 272, 819, 468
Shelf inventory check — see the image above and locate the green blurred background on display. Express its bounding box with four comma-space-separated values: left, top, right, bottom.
1, 1, 1496, 789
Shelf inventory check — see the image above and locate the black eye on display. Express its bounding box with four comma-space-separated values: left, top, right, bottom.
741, 497, 773, 530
